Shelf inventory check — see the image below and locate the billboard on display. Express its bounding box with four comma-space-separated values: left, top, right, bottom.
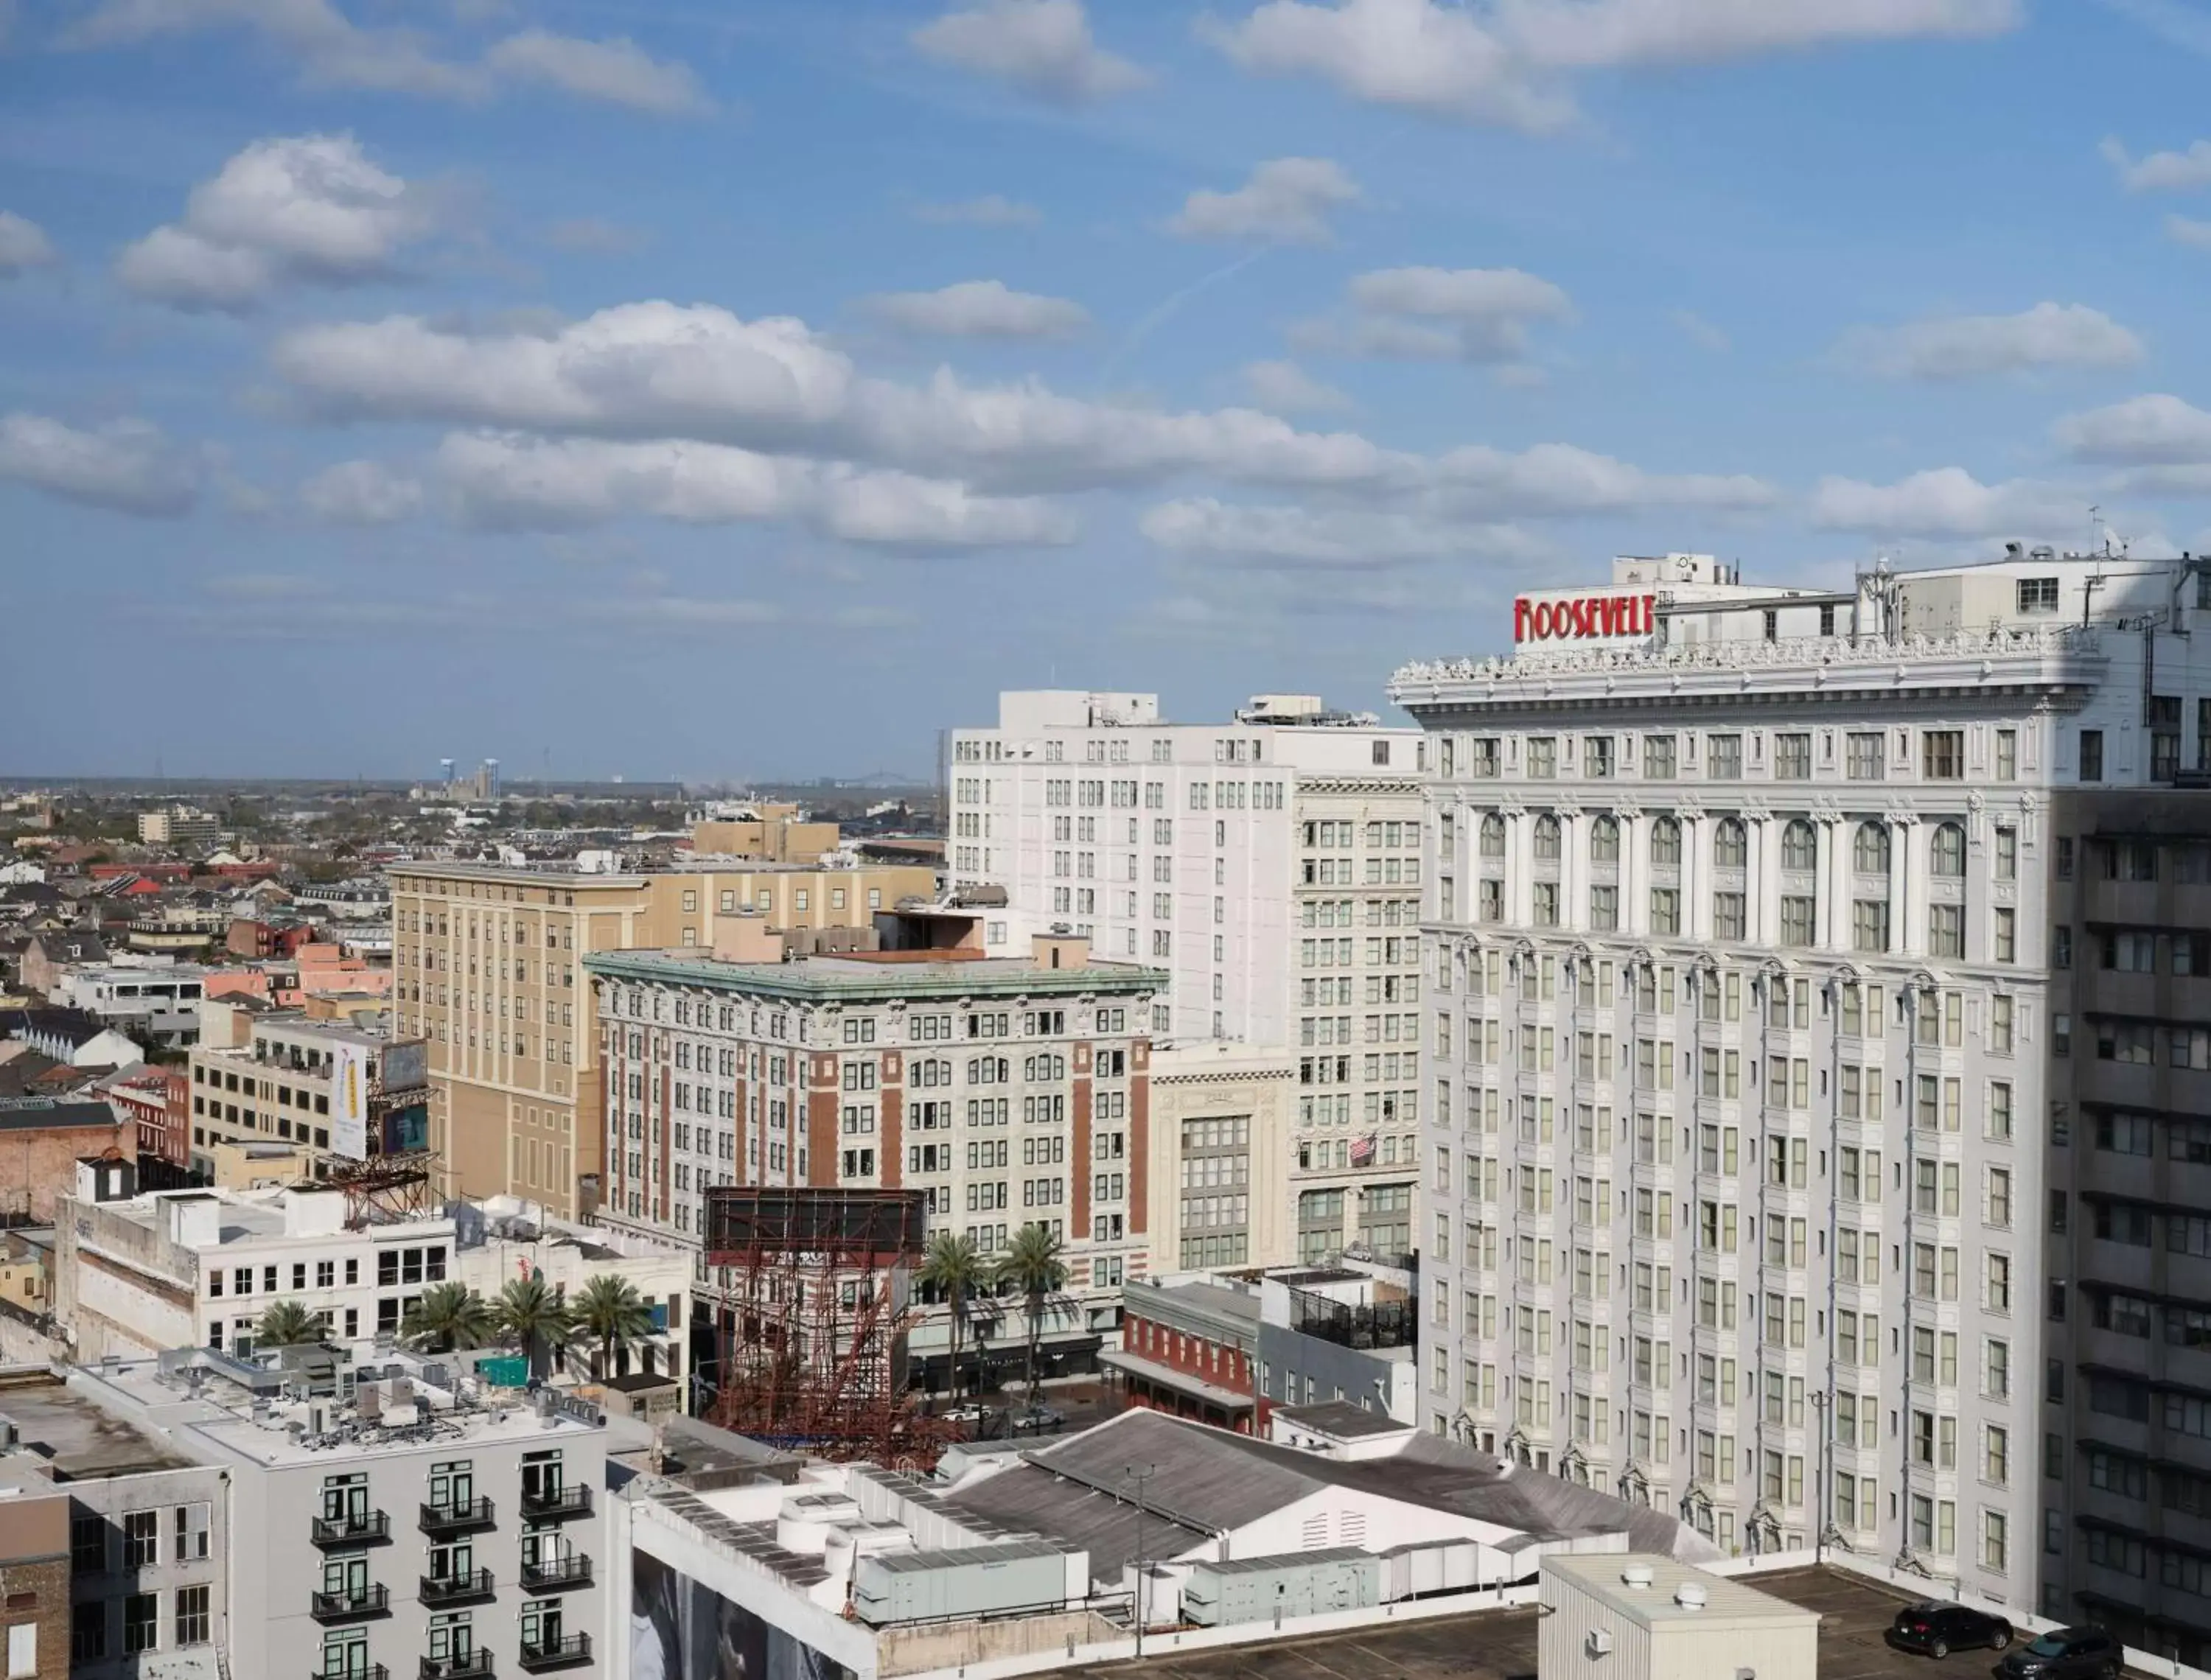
632, 1551, 855, 1680
329, 1041, 370, 1160
381, 1038, 429, 1092
380, 1100, 429, 1155
702, 1187, 927, 1265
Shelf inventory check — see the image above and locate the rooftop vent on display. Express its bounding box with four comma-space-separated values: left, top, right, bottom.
1675, 1583, 1708, 1611
1620, 1566, 1655, 1589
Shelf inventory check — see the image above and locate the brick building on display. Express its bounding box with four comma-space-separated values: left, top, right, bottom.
0, 1467, 69, 1680
0, 1099, 134, 1224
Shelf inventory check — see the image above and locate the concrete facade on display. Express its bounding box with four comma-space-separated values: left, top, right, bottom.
1394, 550, 2211, 1621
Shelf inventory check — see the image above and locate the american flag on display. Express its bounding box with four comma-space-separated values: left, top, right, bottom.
1349, 1132, 1377, 1166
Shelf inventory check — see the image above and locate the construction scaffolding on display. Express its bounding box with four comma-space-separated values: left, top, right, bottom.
702, 1187, 951, 1468
324, 1152, 437, 1227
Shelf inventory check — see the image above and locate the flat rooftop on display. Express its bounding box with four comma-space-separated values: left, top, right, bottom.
0, 1372, 195, 1478
588, 947, 1166, 1001
1066, 1566, 2112, 1680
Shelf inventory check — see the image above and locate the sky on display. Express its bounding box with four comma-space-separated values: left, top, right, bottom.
13, 0, 2211, 780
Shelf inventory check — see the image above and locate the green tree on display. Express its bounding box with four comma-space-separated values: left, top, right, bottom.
254, 1300, 321, 1347
570, 1275, 654, 1381
993, 1223, 1067, 1407
400, 1282, 495, 1353
918, 1231, 987, 1401
496, 1274, 574, 1383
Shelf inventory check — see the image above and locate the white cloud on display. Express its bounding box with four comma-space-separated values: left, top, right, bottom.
2053, 393, 2211, 463
1168, 157, 1360, 245
865, 279, 1091, 339
1428, 441, 1777, 517
62, 0, 485, 99
0, 411, 198, 517
485, 31, 712, 116
912, 195, 1042, 227
299, 458, 424, 523
2166, 214, 2211, 249
269, 301, 1776, 508
2100, 135, 2211, 192
1240, 359, 1352, 413
117, 133, 435, 312
1202, 0, 1568, 129
1833, 302, 2143, 381
436, 433, 1078, 550
1205, 0, 2013, 127
1299, 265, 1573, 362
1140, 498, 1543, 566
1809, 467, 2080, 537
0, 211, 58, 275
912, 0, 1148, 103
1672, 309, 1730, 351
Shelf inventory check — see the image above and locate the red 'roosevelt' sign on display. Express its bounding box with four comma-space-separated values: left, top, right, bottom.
1514, 593, 1657, 643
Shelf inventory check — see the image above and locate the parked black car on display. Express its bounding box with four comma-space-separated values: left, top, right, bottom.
1993, 1626, 2120, 1680
1888, 1603, 2014, 1659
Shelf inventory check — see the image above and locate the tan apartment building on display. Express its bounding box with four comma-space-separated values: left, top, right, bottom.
388, 859, 937, 1219
688, 804, 839, 862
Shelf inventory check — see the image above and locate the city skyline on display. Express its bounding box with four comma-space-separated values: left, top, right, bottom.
15, 3, 2211, 772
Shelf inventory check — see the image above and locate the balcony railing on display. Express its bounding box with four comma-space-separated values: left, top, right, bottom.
517, 1485, 590, 1522
419, 1653, 493, 1680
310, 1583, 391, 1623
312, 1511, 391, 1547
419, 1497, 496, 1536
419, 1568, 495, 1607
519, 1554, 592, 1592
517, 1634, 591, 1673
314, 1665, 388, 1680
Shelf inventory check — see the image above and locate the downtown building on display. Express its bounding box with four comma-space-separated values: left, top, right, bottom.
947, 690, 1425, 1270
387, 854, 934, 1222
1392, 549, 2211, 1653
584, 918, 1162, 1387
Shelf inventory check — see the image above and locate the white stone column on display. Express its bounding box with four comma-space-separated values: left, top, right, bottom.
1559, 808, 1582, 935
1814, 816, 1838, 952
1620, 811, 1643, 937
1893, 813, 1920, 958
1508, 808, 1532, 928
1683, 810, 1708, 942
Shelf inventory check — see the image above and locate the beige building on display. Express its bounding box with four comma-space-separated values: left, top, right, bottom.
388, 859, 937, 1219
689, 803, 840, 863
1145, 1040, 1294, 1275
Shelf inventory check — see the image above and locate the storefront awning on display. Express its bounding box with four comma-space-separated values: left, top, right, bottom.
1100, 1348, 1254, 1410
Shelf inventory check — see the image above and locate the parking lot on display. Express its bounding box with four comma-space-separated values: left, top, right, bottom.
1068, 1564, 2106, 1680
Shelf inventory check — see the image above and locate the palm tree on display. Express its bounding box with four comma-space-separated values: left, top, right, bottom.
253, 1300, 321, 1348
918, 1231, 986, 1401
570, 1275, 654, 1382
401, 1282, 495, 1354
497, 1273, 574, 1383
994, 1223, 1067, 1407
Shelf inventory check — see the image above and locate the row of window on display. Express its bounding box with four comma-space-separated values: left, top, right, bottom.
1436, 727, 1994, 784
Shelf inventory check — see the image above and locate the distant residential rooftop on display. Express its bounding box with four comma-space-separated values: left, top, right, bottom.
0, 1097, 123, 1131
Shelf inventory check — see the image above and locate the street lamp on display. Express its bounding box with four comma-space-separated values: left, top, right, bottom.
1125, 1463, 1156, 1657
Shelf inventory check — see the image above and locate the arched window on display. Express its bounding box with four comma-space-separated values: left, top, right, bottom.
1534, 815, 1562, 861
1783, 819, 1817, 871
1480, 814, 1506, 858
1854, 822, 1891, 875
1591, 816, 1621, 864
1932, 822, 1966, 877
1716, 818, 1747, 869
1651, 816, 1682, 867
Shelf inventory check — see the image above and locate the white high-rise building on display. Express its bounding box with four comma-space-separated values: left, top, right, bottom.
1393, 548, 2211, 1631
948, 690, 1427, 1264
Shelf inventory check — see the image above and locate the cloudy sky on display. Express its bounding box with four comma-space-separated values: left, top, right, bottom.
10, 0, 2211, 780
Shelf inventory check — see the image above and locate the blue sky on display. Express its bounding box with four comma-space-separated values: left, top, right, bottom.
11, 0, 2211, 780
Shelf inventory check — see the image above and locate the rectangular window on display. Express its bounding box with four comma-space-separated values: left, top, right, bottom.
1922, 730, 1963, 780
2081, 729, 2104, 780
1846, 732, 1885, 780
1708, 734, 1743, 780
1775, 733, 1811, 780
123, 1595, 158, 1656
175, 1586, 211, 1648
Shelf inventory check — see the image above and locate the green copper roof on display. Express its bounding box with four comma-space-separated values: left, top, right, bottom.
583, 949, 1164, 1002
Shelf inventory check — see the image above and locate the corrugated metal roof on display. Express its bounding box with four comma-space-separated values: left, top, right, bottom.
1193, 1547, 1374, 1578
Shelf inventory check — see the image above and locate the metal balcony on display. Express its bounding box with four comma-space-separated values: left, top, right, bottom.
419, 1653, 493, 1680
419, 1568, 495, 1607
418, 1497, 496, 1536
517, 1634, 590, 1673
313, 1666, 387, 1680
518, 1553, 592, 1593
312, 1511, 391, 1547
517, 1485, 590, 1522
310, 1583, 391, 1623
